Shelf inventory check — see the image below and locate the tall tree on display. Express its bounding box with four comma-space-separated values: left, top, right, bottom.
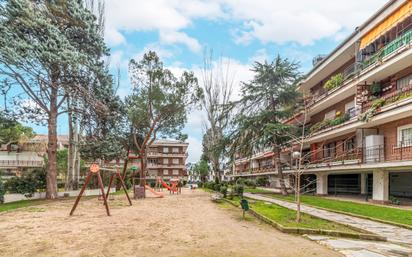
0, 113, 34, 147
229, 56, 300, 195
127, 51, 202, 185
0, 0, 109, 198
200, 52, 233, 182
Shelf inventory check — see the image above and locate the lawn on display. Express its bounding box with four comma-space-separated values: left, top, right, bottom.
256, 191, 412, 227
225, 196, 357, 233
0, 199, 49, 213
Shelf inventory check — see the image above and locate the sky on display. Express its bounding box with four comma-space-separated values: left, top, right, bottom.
28, 0, 388, 163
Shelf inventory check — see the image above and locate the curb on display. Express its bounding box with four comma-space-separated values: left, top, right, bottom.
220, 198, 386, 242
250, 192, 412, 231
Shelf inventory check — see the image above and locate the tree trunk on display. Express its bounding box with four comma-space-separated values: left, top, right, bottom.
296, 173, 301, 223
46, 86, 59, 199
139, 150, 147, 186
65, 97, 74, 191
274, 148, 288, 196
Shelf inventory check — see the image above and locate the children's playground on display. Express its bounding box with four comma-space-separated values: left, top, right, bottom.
0, 187, 339, 257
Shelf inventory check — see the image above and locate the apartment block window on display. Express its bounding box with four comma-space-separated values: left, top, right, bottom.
398, 124, 412, 146
345, 100, 356, 118
163, 158, 168, 165
172, 169, 179, 175
172, 147, 179, 153
324, 110, 336, 120
163, 170, 168, 175
172, 158, 179, 164
323, 142, 336, 158
345, 138, 356, 152
397, 74, 412, 90
163, 147, 169, 153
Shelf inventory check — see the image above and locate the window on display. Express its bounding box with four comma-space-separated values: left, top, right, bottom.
163, 158, 168, 165
163, 147, 169, 153
324, 110, 336, 120
173, 169, 179, 175
172, 158, 179, 164
323, 142, 336, 158
345, 100, 356, 118
172, 147, 179, 153
398, 124, 412, 146
397, 74, 412, 90
345, 138, 356, 152
163, 170, 168, 175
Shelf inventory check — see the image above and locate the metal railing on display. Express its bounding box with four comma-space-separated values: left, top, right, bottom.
0, 159, 44, 167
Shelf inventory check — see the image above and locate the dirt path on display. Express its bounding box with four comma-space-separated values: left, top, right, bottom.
0, 189, 341, 257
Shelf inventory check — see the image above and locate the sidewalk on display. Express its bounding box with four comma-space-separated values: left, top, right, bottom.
244, 193, 412, 245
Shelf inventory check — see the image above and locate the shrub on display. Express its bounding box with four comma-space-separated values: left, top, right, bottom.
150, 181, 156, 188
256, 177, 269, 187
233, 184, 244, 198
0, 176, 5, 204
324, 73, 344, 91
213, 183, 221, 192
220, 186, 228, 198
5, 176, 37, 197
236, 178, 246, 185
244, 179, 256, 189
197, 182, 203, 188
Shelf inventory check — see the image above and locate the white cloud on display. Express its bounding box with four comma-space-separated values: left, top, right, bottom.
159, 30, 201, 53
187, 136, 203, 162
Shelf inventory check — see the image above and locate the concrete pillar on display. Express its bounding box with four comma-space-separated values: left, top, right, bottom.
316, 173, 328, 195
372, 170, 389, 203
360, 173, 367, 195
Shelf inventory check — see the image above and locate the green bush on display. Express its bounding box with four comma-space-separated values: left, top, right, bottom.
197, 182, 203, 188
5, 176, 37, 197
150, 181, 156, 188
0, 176, 5, 204
244, 179, 257, 188
236, 178, 246, 185
233, 184, 244, 198
324, 73, 344, 91
256, 177, 269, 187
220, 186, 228, 198
213, 183, 221, 192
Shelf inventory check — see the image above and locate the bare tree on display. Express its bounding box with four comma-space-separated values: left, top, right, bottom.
200, 50, 234, 182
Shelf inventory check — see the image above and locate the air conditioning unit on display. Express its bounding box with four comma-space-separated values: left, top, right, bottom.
364, 135, 384, 163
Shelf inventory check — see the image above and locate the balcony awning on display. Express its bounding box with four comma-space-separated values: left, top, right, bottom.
360, 0, 412, 50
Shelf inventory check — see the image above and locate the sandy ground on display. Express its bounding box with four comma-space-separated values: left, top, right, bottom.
0, 189, 341, 257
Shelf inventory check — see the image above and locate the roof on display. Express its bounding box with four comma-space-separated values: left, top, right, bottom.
151, 139, 189, 145
28, 134, 69, 144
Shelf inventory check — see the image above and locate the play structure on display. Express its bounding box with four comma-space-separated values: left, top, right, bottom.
69, 163, 132, 216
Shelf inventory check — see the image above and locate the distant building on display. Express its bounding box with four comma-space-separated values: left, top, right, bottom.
145, 139, 189, 180
0, 134, 69, 178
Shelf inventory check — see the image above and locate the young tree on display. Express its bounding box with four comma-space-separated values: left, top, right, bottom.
0, 113, 34, 147
193, 160, 210, 183
200, 51, 233, 182
127, 51, 202, 185
229, 56, 300, 195
0, 0, 109, 198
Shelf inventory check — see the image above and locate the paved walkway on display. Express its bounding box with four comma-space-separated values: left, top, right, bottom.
244, 193, 412, 245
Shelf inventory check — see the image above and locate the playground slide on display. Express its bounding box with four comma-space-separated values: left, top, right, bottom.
144, 185, 164, 198
158, 179, 177, 192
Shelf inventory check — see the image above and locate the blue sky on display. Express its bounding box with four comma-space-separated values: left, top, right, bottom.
25, 0, 389, 162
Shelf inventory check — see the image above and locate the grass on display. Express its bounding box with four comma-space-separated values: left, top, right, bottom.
257, 191, 412, 227
225, 196, 357, 233
0, 199, 49, 213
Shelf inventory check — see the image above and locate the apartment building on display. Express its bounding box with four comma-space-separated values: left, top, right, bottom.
232, 0, 412, 203
145, 139, 188, 180
0, 134, 69, 178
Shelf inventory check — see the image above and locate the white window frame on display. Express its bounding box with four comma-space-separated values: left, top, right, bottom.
345, 100, 356, 117
172, 169, 179, 175
163, 170, 168, 175
172, 147, 179, 153
172, 158, 179, 164
397, 124, 412, 146
324, 110, 336, 120
163, 147, 169, 153
163, 158, 168, 165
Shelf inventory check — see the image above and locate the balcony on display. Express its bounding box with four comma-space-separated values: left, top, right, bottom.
147, 151, 188, 157
303, 139, 412, 170
0, 159, 44, 168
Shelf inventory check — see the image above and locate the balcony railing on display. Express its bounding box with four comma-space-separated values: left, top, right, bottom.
0, 159, 44, 168
362, 28, 412, 70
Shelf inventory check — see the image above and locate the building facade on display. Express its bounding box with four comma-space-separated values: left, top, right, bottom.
145, 139, 188, 180
232, 0, 412, 203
